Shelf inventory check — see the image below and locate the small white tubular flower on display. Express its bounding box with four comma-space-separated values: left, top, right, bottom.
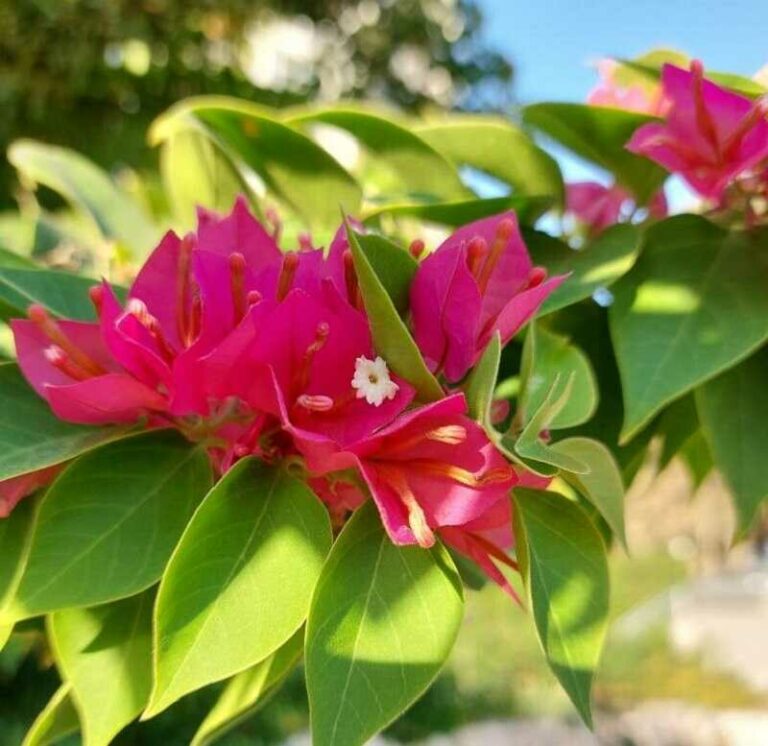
351, 355, 399, 406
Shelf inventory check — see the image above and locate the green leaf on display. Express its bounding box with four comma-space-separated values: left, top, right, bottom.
416, 116, 564, 205
523, 103, 667, 202
513, 488, 610, 728
550, 437, 626, 548
464, 333, 501, 424
191, 628, 304, 746
0, 245, 36, 269
678, 430, 714, 489
147, 458, 331, 717
524, 224, 642, 315
0, 364, 131, 482
8, 140, 158, 257
610, 217, 768, 441
0, 496, 36, 626
696, 347, 768, 534
347, 226, 443, 402
512, 376, 589, 475
306, 501, 464, 746
12, 431, 211, 617
159, 128, 253, 230
364, 194, 553, 227
352, 233, 417, 314
22, 684, 80, 746
0, 267, 106, 322
289, 108, 468, 200
49, 592, 153, 746
657, 395, 701, 469
152, 98, 362, 230
520, 325, 598, 429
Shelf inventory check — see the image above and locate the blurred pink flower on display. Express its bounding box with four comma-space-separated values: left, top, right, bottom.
566, 181, 667, 235
627, 62, 768, 200
410, 213, 567, 382
588, 59, 664, 115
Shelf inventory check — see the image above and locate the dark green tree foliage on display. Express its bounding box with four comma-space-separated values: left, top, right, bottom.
0, 0, 513, 206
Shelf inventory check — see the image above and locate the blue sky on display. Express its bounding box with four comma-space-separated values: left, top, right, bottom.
474, 0, 768, 205
478, 0, 768, 103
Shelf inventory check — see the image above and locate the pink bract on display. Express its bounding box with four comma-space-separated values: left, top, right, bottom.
627, 62, 768, 201
410, 212, 567, 382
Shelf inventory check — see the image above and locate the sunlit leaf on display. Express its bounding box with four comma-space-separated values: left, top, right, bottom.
523, 103, 666, 202
159, 127, 253, 230
8, 140, 158, 257
550, 437, 626, 547
610, 216, 768, 441
147, 458, 332, 717
513, 488, 609, 728
12, 431, 211, 617
50, 592, 153, 746
306, 501, 463, 746
191, 628, 304, 746
289, 108, 468, 200
151, 98, 362, 230
525, 224, 642, 315
416, 116, 564, 205
22, 684, 80, 746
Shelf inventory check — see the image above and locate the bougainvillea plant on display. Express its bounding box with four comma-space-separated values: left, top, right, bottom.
1, 51, 767, 746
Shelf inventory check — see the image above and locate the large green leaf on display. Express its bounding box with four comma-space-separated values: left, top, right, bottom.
289, 108, 468, 200
8, 140, 158, 257
22, 684, 80, 746
0, 364, 130, 482
353, 233, 417, 314
159, 127, 253, 230
147, 458, 332, 717
12, 431, 211, 617
523, 103, 666, 203
416, 116, 564, 205
364, 194, 553, 227
520, 324, 598, 429
550, 437, 626, 547
152, 98, 362, 230
525, 224, 642, 315
191, 628, 304, 746
306, 501, 464, 746
49, 592, 153, 746
347, 226, 443, 402
0, 267, 104, 322
513, 488, 610, 727
696, 347, 768, 534
610, 217, 768, 441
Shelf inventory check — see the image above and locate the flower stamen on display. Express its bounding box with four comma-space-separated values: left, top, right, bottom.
28, 304, 106, 377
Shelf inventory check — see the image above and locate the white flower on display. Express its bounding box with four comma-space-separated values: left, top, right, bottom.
351, 355, 399, 406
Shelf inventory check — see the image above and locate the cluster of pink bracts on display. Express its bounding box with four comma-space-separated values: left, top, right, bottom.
1, 200, 566, 595
568, 61, 768, 234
